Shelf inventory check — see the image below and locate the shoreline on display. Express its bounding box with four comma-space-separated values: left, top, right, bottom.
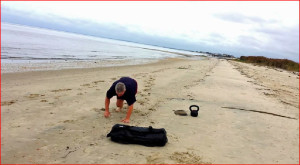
1, 57, 298, 164
1, 58, 159, 74
1, 58, 189, 78
1, 56, 207, 74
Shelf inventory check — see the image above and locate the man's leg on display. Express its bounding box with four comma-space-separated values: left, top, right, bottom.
116, 99, 124, 112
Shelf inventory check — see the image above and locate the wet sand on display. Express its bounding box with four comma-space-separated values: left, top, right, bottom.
1, 58, 299, 164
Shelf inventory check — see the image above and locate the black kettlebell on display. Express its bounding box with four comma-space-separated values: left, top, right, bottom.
190, 105, 199, 117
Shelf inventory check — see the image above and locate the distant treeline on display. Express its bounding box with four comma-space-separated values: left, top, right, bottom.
239, 56, 299, 72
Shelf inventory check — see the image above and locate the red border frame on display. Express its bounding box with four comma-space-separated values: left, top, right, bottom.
1, 0, 299, 1
0, 1, 2, 164
0, 0, 299, 165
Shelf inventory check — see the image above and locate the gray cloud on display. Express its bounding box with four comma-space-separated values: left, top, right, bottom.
214, 12, 277, 25
207, 33, 226, 43
210, 33, 225, 39
213, 12, 299, 61
238, 35, 261, 49
1, 6, 209, 51
254, 25, 299, 58
1, 6, 299, 62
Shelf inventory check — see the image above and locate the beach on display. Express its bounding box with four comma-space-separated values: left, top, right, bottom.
1, 57, 299, 164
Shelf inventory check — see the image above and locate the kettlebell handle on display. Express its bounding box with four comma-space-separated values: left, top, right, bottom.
189, 105, 199, 111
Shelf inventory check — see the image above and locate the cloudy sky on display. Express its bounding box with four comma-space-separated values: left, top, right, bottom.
1, 1, 299, 61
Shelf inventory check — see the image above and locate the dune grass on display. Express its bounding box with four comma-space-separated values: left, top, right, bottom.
235, 56, 299, 72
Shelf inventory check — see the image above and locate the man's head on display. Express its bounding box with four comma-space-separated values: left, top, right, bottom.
115, 82, 126, 97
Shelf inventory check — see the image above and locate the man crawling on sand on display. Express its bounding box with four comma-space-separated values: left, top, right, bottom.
104, 77, 138, 123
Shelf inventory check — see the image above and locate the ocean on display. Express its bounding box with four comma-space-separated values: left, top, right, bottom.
1, 23, 206, 72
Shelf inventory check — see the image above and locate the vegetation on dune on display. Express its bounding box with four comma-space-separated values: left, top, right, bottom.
235, 56, 299, 72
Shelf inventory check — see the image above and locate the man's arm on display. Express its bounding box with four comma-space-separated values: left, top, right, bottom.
121, 104, 133, 123
104, 97, 111, 118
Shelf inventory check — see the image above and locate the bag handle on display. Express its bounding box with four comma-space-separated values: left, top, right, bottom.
189, 105, 199, 112
149, 126, 153, 131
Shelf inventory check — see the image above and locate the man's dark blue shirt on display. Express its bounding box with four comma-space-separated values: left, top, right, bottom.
106, 77, 138, 106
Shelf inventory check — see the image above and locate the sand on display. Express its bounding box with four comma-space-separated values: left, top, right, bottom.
1, 58, 299, 164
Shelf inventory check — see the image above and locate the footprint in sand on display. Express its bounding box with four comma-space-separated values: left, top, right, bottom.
10, 124, 21, 128
170, 151, 210, 164
148, 108, 156, 111
25, 94, 43, 99
140, 93, 147, 97
149, 77, 155, 80
54, 96, 61, 99
139, 112, 149, 116
1, 100, 17, 106
80, 84, 91, 87
132, 73, 148, 78
187, 94, 195, 100
88, 86, 97, 88
168, 134, 179, 142
151, 68, 166, 73
146, 153, 166, 164
51, 89, 72, 92
92, 80, 105, 84
137, 99, 147, 105
92, 107, 105, 112
177, 66, 190, 69
134, 109, 142, 114
63, 120, 76, 124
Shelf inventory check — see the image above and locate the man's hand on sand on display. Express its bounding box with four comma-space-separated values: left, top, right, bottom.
121, 118, 130, 123
104, 111, 111, 118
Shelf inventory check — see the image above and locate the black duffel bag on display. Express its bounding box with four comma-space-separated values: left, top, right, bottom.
107, 124, 168, 147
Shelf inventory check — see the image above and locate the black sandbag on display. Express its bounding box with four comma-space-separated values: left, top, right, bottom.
107, 124, 168, 147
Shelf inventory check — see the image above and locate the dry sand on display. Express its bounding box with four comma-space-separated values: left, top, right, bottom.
1, 58, 299, 164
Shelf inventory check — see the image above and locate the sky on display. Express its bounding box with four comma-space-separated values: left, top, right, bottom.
1, 1, 299, 62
